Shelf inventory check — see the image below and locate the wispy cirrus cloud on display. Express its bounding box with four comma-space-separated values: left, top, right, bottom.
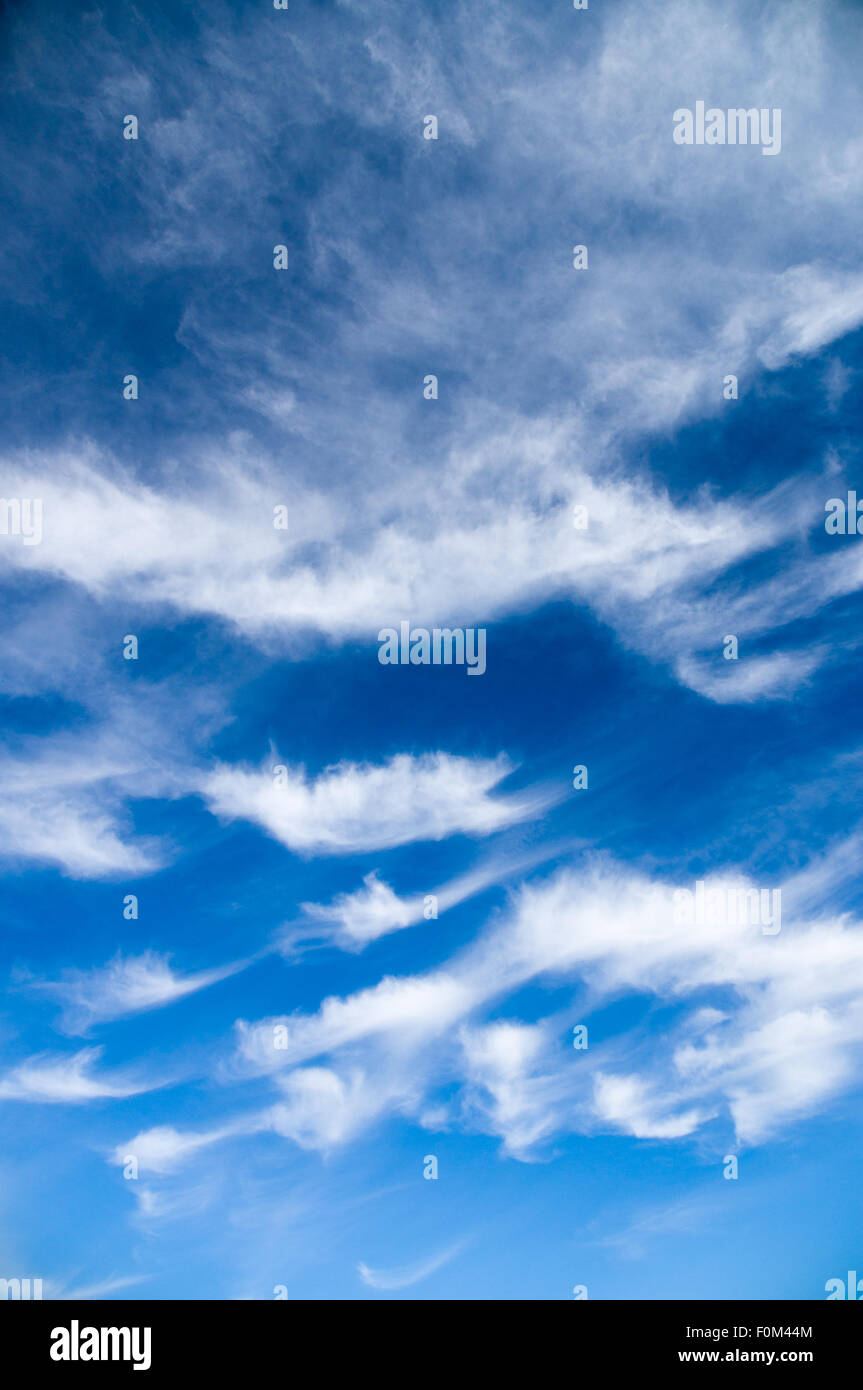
202, 752, 555, 855
31, 950, 251, 1035
46, 1273, 153, 1301
222, 841, 863, 1155
0, 1047, 164, 1104
357, 1240, 468, 1291
110, 1118, 265, 1176
292, 841, 572, 951
0, 745, 165, 879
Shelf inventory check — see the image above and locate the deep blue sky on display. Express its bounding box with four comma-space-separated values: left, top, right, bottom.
2, 0, 863, 1300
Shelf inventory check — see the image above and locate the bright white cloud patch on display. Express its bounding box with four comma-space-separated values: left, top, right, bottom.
203, 752, 550, 854
593, 1073, 709, 1141
300, 872, 416, 947
0, 1048, 160, 1103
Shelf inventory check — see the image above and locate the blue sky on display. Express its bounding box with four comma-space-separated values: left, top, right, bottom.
2, 0, 863, 1300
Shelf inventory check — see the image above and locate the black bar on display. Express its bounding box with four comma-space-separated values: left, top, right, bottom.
3, 1299, 856, 1375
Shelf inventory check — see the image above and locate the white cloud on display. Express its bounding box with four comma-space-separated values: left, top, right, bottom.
0, 696, 210, 879
203, 752, 551, 855
3, 0, 863, 716
593, 1073, 709, 1141
674, 650, 824, 704
236, 971, 476, 1073
222, 848, 863, 1157
9, 0, 863, 1196
0, 429, 856, 709
0, 1048, 160, 1103
757, 266, 863, 370
357, 1240, 466, 1291
269, 1066, 416, 1152
36, 951, 250, 1034
47, 1274, 152, 1301
111, 1119, 261, 1175
458, 1021, 568, 1157
294, 842, 567, 951
0, 745, 165, 879
673, 1006, 860, 1145
300, 873, 416, 948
